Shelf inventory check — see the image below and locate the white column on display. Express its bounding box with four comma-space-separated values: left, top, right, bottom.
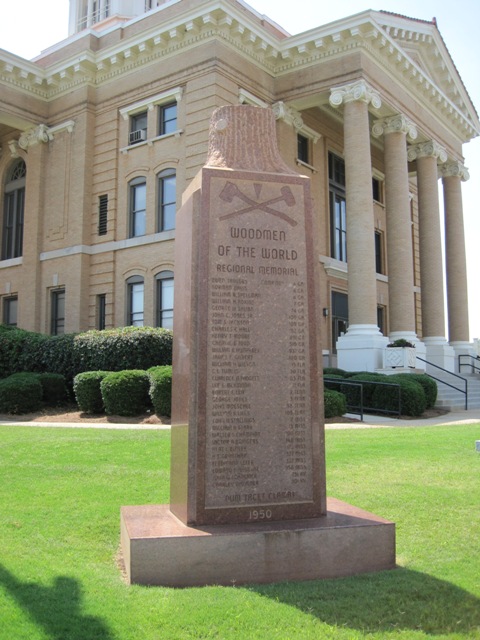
408, 141, 454, 372
440, 161, 474, 368
330, 81, 388, 371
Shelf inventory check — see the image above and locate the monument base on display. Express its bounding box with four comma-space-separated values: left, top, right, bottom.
120, 498, 395, 587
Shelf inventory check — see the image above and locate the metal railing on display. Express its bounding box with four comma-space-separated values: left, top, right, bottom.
416, 355, 468, 410
324, 377, 402, 421
458, 354, 480, 375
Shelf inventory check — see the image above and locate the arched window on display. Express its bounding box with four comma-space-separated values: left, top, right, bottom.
2, 160, 26, 260
157, 169, 176, 232
126, 275, 144, 326
155, 270, 174, 330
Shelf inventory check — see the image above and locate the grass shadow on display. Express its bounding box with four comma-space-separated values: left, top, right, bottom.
249, 567, 480, 635
0, 564, 114, 640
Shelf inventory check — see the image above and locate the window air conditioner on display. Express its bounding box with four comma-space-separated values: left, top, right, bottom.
129, 129, 147, 144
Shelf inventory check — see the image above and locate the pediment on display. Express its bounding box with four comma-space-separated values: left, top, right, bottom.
371, 10, 479, 139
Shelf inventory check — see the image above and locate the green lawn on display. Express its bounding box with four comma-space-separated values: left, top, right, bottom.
0, 424, 479, 639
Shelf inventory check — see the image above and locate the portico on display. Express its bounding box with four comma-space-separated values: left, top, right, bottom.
325, 77, 473, 374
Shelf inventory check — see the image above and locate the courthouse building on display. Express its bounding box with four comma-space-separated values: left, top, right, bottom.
1, 0, 478, 372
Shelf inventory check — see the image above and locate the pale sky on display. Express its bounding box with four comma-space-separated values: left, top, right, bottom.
1, 0, 479, 341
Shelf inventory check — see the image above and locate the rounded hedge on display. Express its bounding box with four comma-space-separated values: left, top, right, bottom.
74, 327, 172, 374
148, 365, 172, 417
340, 373, 388, 409
323, 367, 348, 378
100, 370, 151, 416
372, 375, 426, 417
0, 373, 43, 414
397, 373, 437, 409
73, 371, 112, 414
324, 389, 347, 418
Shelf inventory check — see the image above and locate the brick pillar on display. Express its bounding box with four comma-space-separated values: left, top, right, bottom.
329, 81, 388, 371
440, 161, 473, 367
408, 141, 454, 371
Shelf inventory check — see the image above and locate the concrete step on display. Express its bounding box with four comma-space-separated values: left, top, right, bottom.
433, 372, 480, 411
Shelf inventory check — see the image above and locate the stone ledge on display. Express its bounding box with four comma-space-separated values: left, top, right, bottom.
120, 498, 396, 587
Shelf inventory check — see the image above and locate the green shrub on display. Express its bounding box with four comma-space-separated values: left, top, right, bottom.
74, 327, 173, 373
398, 373, 437, 409
100, 370, 151, 416
73, 371, 112, 414
323, 374, 345, 393
148, 365, 172, 417
340, 373, 388, 409
324, 389, 347, 418
323, 367, 348, 378
0, 328, 47, 379
38, 334, 80, 385
372, 375, 426, 417
38, 373, 68, 405
0, 373, 43, 414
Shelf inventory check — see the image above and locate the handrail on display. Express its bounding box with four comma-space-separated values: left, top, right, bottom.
416, 355, 468, 410
458, 354, 480, 375
324, 377, 402, 420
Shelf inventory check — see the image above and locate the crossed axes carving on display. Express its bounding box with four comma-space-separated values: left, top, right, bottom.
219, 181, 297, 227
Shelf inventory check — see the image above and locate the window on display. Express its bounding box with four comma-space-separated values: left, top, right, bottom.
129, 178, 147, 237
2, 160, 26, 260
51, 289, 65, 335
377, 306, 386, 336
98, 194, 108, 235
297, 134, 309, 164
127, 277, 144, 326
159, 102, 177, 136
331, 291, 348, 354
375, 231, 384, 274
328, 153, 347, 262
97, 294, 106, 330
129, 111, 148, 145
372, 177, 383, 203
156, 271, 174, 330
3, 296, 17, 327
158, 169, 176, 231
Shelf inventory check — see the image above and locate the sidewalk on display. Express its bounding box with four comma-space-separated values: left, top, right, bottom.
1, 410, 480, 430
327, 409, 480, 429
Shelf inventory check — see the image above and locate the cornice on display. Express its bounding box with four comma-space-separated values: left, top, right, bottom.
0, 3, 478, 142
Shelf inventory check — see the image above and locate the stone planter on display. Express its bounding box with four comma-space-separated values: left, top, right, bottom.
384, 347, 416, 369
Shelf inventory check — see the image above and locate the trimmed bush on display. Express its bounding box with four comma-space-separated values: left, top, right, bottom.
372, 375, 426, 417
323, 367, 348, 378
74, 327, 173, 373
0, 373, 43, 414
38, 373, 68, 405
148, 365, 172, 417
340, 373, 388, 409
324, 389, 347, 418
398, 373, 437, 409
100, 370, 151, 416
0, 325, 172, 384
73, 371, 112, 414
0, 328, 47, 379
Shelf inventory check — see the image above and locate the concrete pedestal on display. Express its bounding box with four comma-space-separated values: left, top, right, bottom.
120, 498, 396, 587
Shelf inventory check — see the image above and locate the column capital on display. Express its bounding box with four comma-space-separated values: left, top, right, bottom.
18, 124, 52, 151
372, 115, 417, 141
16, 120, 75, 152
407, 140, 448, 163
329, 80, 382, 109
440, 160, 470, 181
